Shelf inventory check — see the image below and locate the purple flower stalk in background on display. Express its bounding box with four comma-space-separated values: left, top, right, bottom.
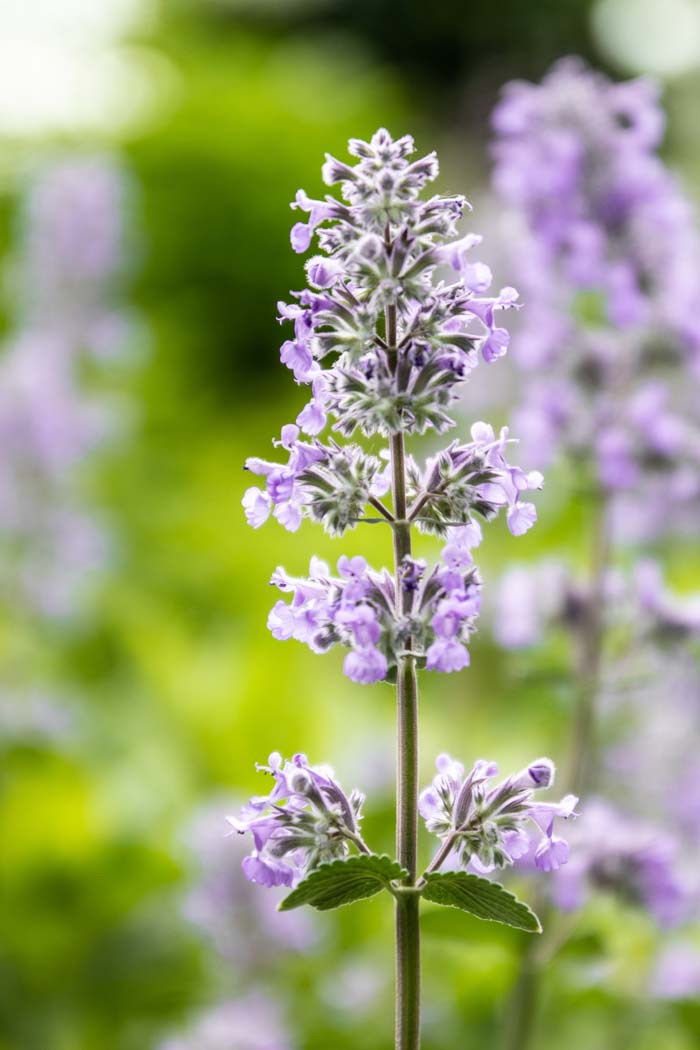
494, 560, 700, 935
0, 157, 132, 616
491, 58, 700, 539
487, 61, 700, 1048
493, 557, 700, 652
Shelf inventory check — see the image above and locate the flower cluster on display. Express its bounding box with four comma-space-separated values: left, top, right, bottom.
405, 422, 542, 537
243, 128, 542, 686
491, 59, 700, 535
228, 753, 366, 887
420, 754, 577, 873
268, 532, 481, 684
245, 420, 541, 541
244, 423, 389, 535
281, 130, 520, 440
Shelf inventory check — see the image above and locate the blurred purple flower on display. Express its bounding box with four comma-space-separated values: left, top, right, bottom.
0, 156, 132, 617
549, 799, 689, 927
652, 942, 700, 999
23, 158, 128, 330
634, 560, 700, 637
158, 994, 292, 1050
182, 800, 316, 966
604, 648, 700, 847
491, 60, 700, 534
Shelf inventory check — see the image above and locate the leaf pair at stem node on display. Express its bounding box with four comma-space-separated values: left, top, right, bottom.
278, 854, 542, 933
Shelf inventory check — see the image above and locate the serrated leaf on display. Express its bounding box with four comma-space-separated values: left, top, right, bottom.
421, 872, 541, 933
279, 854, 408, 912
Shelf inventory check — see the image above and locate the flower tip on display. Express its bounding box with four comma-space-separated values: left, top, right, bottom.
560, 793, 579, 818
507, 501, 537, 536
527, 758, 556, 788
435, 752, 456, 772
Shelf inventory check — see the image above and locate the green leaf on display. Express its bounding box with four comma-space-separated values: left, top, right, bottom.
421, 872, 542, 933
279, 854, 408, 912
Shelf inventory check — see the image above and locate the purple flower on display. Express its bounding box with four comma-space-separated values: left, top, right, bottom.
289, 189, 339, 254
425, 638, 470, 672
420, 753, 577, 873
242, 487, 271, 528
481, 326, 510, 363
336, 603, 381, 647
549, 799, 688, 927
344, 647, 388, 684
229, 753, 366, 887
305, 255, 343, 288
280, 339, 316, 383
506, 501, 537, 536
425, 596, 475, 672
296, 398, 326, 436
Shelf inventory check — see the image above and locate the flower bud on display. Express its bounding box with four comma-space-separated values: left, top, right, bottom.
290, 768, 314, 795
524, 758, 555, 789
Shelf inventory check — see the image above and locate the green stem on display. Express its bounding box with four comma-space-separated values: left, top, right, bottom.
567, 492, 610, 796
387, 300, 421, 1050
501, 492, 611, 1050
501, 934, 542, 1050
396, 890, 421, 1050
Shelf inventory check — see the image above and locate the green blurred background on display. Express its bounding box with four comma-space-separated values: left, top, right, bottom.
1, 1, 700, 1048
